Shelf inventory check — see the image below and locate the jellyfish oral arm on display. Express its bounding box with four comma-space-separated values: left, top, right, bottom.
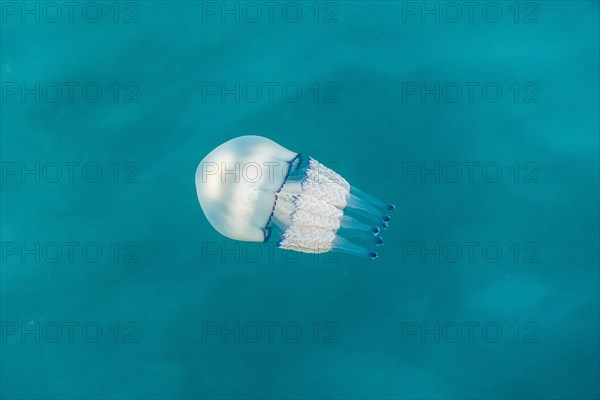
275, 158, 393, 259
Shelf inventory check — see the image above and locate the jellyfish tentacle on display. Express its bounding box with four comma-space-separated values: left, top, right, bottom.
346, 193, 391, 222
334, 236, 378, 259
338, 228, 384, 246
340, 215, 380, 236
344, 203, 391, 229
351, 186, 396, 212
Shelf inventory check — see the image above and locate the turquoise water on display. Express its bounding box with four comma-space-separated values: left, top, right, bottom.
1, 1, 599, 398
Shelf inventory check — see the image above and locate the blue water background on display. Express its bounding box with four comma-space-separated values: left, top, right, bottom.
1, 1, 599, 399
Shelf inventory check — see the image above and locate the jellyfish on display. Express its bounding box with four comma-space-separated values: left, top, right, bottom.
195, 135, 395, 259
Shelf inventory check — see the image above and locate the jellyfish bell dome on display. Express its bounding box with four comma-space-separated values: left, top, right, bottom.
195, 135, 395, 259
195, 135, 299, 242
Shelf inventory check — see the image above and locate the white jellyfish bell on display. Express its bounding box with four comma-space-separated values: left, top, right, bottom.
195, 135, 395, 259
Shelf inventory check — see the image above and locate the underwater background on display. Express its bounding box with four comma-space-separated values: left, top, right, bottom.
1, 1, 599, 399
